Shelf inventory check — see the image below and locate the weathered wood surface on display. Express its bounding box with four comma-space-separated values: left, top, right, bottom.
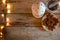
3, 26, 60, 40
6, 13, 42, 27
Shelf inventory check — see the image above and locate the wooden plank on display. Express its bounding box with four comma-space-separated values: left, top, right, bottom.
6, 13, 42, 26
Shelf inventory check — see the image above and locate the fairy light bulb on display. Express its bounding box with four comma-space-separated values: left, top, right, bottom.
6, 18, 9, 22
7, 10, 11, 13
1, 14, 4, 17
0, 32, 3, 36
7, 3, 11, 9
1, 26, 4, 30
2, 0, 6, 4
6, 22, 10, 26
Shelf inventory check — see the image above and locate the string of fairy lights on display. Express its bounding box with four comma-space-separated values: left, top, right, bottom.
0, 0, 11, 39
2, 0, 11, 26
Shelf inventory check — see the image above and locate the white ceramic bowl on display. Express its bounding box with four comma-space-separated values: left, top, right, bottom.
32, 2, 46, 18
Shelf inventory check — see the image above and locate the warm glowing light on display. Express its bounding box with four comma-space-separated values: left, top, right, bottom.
1, 26, 4, 30
1, 14, 4, 17
2, 0, 6, 4
6, 18, 9, 22
7, 10, 11, 13
6, 22, 10, 26
7, 3, 11, 9
6, 18, 10, 26
0, 32, 3, 35
7, 3, 11, 13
